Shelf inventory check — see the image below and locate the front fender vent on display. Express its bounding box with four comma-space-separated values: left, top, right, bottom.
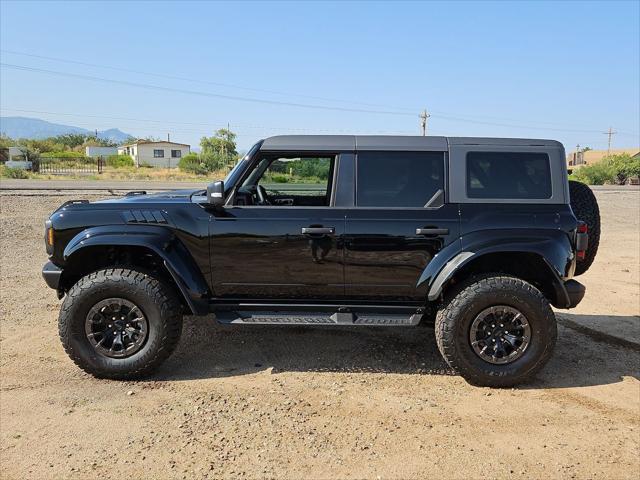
122, 210, 167, 224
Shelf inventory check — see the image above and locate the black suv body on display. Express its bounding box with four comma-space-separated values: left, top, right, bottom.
43, 136, 595, 387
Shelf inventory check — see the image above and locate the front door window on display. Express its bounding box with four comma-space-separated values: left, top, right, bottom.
236, 155, 335, 207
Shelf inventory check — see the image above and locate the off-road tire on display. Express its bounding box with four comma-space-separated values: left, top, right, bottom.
435, 275, 557, 387
569, 180, 600, 275
59, 268, 183, 379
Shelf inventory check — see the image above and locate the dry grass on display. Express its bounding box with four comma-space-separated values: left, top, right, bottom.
5, 166, 230, 182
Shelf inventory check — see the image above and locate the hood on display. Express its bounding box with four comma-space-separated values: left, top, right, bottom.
95, 188, 205, 204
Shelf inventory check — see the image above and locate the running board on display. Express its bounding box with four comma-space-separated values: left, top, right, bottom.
215, 310, 423, 326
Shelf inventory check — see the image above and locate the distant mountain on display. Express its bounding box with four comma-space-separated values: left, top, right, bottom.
94, 128, 132, 143
0, 116, 132, 143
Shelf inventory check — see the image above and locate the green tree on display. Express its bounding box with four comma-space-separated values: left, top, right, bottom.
54, 133, 89, 149
84, 137, 117, 148
119, 136, 137, 146
289, 157, 331, 180
200, 128, 239, 171
0, 134, 12, 149
19, 138, 62, 154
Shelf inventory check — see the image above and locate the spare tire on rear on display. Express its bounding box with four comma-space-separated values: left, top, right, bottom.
569, 180, 600, 275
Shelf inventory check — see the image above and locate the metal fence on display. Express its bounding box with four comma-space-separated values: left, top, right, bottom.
36, 157, 104, 175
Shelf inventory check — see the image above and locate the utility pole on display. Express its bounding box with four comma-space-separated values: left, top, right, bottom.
603, 127, 617, 155
420, 109, 430, 136
575, 144, 581, 166
167, 133, 170, 142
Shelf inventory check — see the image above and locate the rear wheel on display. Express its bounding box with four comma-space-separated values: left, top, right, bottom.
59, 268, 183, 379
435, 275, 557, 387
569, 180, 600, 275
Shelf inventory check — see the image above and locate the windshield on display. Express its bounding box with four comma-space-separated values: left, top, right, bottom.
224, 141, 262, 188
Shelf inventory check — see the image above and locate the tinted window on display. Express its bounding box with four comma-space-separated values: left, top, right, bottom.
466, 152, 551, 199
356, 151, 444, 207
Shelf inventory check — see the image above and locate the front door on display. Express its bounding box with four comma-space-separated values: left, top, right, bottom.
209, 153, 346, 300
344, 150, 460, 301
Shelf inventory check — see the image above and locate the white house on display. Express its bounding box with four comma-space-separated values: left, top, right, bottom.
117, 140, 190, 168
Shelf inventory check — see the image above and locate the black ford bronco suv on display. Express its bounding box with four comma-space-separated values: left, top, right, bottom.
42, 136, 600, 387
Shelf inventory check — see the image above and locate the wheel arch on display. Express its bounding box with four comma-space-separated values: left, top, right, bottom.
60, 225, 210, 315
428, 250, 571, 308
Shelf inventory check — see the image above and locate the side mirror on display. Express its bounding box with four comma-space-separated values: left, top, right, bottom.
206, 180, 225, 207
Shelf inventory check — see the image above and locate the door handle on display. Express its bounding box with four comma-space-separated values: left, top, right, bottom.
302, 227, 335, 235
416, 227, 449, 236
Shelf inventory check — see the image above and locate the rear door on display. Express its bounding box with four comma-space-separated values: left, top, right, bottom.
344, 149, 460, 301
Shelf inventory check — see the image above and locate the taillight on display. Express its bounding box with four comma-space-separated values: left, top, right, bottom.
576, 222, 588, 260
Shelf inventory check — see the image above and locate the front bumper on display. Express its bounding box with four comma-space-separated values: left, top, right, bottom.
42, 261, 62, 290
564, 279, 586, 308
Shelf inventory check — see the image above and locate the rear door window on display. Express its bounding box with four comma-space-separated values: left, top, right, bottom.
466, 152, 552, 199
356, 151, 444, 207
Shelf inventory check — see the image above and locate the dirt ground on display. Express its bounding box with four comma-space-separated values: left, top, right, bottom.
1, 189, 638, 479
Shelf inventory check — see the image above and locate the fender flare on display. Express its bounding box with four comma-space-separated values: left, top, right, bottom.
422, 230, 574, 308
63, 225, 210, 315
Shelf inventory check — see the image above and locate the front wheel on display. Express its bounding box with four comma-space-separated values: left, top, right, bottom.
435, 275, 557, 387
58, 268, 183, 379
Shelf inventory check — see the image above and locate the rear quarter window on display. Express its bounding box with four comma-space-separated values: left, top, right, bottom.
466, 151, 552, 199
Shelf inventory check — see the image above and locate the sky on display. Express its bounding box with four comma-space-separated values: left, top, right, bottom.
1, 0, 638, 152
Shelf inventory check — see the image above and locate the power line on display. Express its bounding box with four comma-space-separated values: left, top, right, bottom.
1, 63, 419, 117
5, 49, 629, 134
0, 107, 417, 135
1, 59, 638, 136
0, 49, 417, 113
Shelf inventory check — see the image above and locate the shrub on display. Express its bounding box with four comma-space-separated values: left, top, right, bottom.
269, 174, 289, 183
571, 162, 614, 185
178, 153, 208, 175
570, 153, 640, 185
0, 166, 29, 179
40, 151, 87, 159
608, 153, 640, 184
105, 154, 134, 168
